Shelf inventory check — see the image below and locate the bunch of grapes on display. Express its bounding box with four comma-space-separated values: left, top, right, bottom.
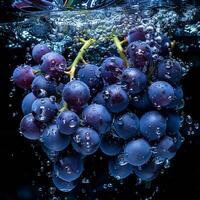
12, 26, 184, 192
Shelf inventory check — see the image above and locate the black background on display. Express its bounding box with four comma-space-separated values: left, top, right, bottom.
0, 1, 200, 200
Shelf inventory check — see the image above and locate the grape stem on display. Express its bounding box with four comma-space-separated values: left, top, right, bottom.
59, 102, 68, 113
112, 35, 128, 66
65, 38, 96, 80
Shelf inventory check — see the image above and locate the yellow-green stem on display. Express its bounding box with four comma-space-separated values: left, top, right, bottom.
113, 35, 128, 66
65, 38, 96, 80
59, 102, 68, 113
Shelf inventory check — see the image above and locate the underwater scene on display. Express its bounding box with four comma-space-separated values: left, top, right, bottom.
0, 0, 200, 199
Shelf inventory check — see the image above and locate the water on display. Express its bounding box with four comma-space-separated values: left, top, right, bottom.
1, 0, 200, 200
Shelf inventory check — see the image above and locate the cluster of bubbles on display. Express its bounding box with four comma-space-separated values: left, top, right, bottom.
11, 25, 194, 193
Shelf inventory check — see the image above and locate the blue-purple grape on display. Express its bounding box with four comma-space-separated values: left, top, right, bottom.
157, 59, 182, 86
31, 75, 57, 98
92, 91, 106, 106
32, 43, 51, 64
20, 113, 42, 140
21, 92, 37, 115
82, 104, 112, 134
124, 139, 152, 166
54, 155, 84, 182
76, 64, 102, 94
155, 136, 177, 161
103, 84, 129, 113
62, 80, 90, 109
126, 41, 152, 68
52, 173, 77, 192
13, 65, 35, 89
100, 134, 122, 156
166, 112, 181, 135
56, 110, 80, 135
128, 27, 146, 43
42, 124, 70, 152
113, 112, 139, 140
32, 97, 58, 122
121, 67, 147, 94
148, 81, 175, 107
72, 127, 100, 155
140, 111, 166, 141
100, 56, 126, 84
40, 52, 67, 78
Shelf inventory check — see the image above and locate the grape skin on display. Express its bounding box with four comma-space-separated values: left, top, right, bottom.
21, 92, 37, 115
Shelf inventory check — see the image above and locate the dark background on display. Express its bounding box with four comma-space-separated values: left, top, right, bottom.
0, 1, 200, 200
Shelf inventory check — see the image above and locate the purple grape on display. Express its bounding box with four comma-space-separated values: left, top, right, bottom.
31, 75, 57, 98
20, 113, 42, 140
113, 112, 139, 140
100, 56, 126, 84
32, 43, 51, 64
155, 136, 177, 161
52, 173, 77, 192
108, 157, 134, 180
21, 92, 37, 115
76, 64, 102, 94
100, 134, 122, 156
124, 139, 152, 166
128, 27, 146, 43
166, 112, 181, 135
103, 84, 129, 113
133, 161, 162, 181
54, 155, 84, 182
121, 67, 147, 94
82, 104, 112, 134
92, 91, 106, 106
148, 81, 175, 107
56, 110, 80, 135
32, 97, 58, 123
140, 111, 166, 141
130, 91, 152, 110
157, 59, 182, 86
42, 124, 70, 151
40, 52, 67, 78
126, 41, 152, 68
72, 127, 100, 155
62, 80, 90, 109
13, 65, 35, 89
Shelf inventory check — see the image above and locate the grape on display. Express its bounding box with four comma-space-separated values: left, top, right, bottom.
130, 91, 152, 110
155, 136, 177, 161
113, 112, 139, 140
148, 81, 175, 107
82, 104, 112, 134
103, 84, 129, 113
126, 41, 152, 68
72, 127, 100, 155
62, 80, 90, 109
128, 27, 146, 43
41, 145, 59, 162
108, 157, 134, 180
92, 91, 106, 106
121, 67, 147, 94
166, 86, 184, 110
76, 64, 102, 94
133, 161, 161, 181
32, 64, 41, 71
100, 56, 126, 84
13, 65, 35, 89
140, 111, 166, 141
100, 134, 122, 156
52, 173, 77, 192
124, 139, 152, 166
32, 43, 51, 64
166, 112, 181, 135
157, 59, 182, 86
32, 97, 58, 123
54, 155, 84, 182
40, 52, 67, 78
42, 124, 70, 151
56, 110, 80, 135
31, 75, 57, 98
21, 92, 37, 115
20, 113, 42, 140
